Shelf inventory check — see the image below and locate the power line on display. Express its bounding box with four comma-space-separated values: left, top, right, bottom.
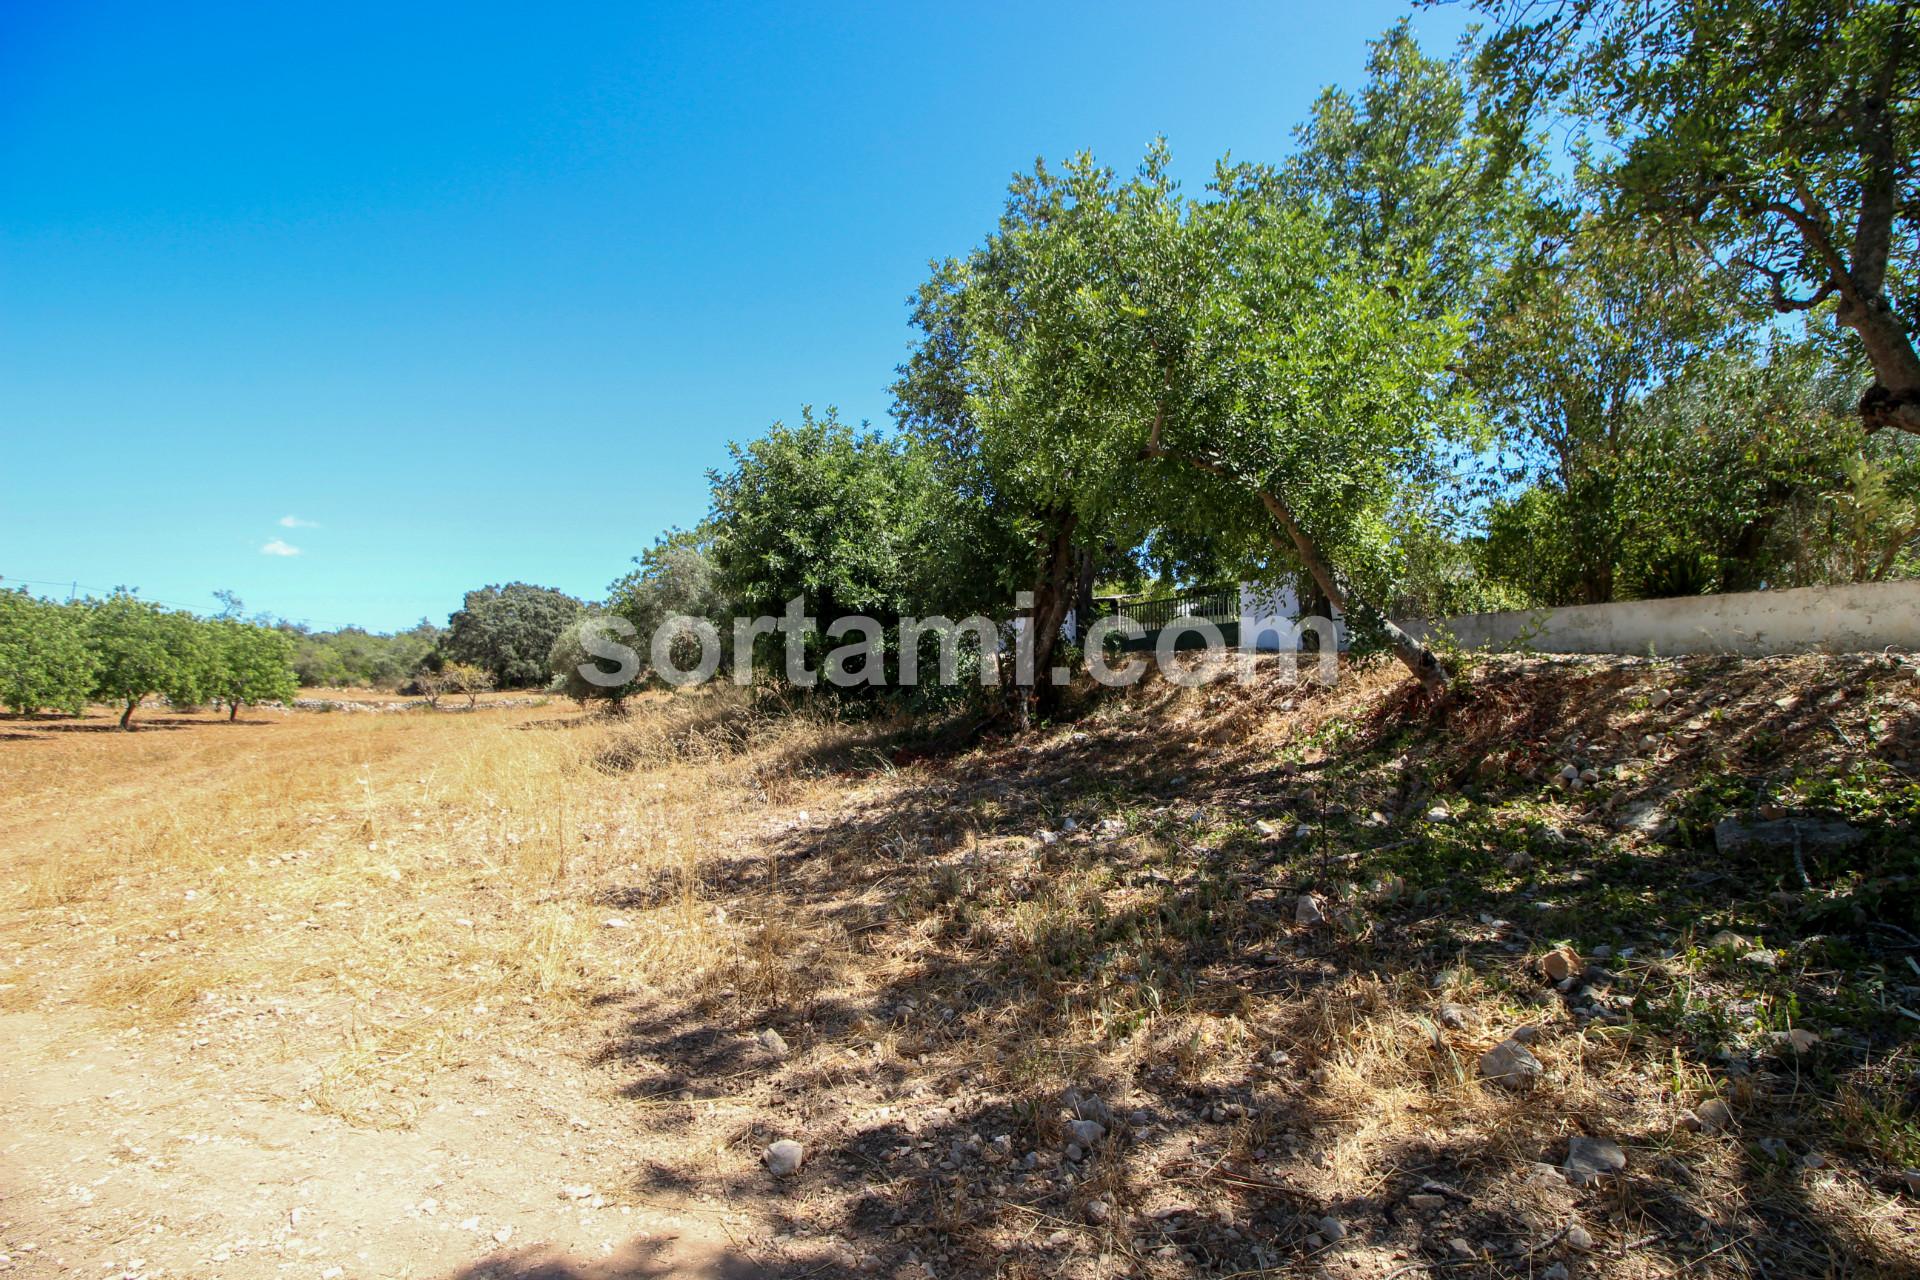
0, 571, 376, 632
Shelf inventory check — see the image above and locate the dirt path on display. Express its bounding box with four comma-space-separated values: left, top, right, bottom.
0, 1004, 771, 1280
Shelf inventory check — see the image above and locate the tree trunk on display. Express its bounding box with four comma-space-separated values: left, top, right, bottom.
1848, 298, 1920, 436
120, 699, 136, 730
1014, 512, 1080, 727
229, 699, 241, 722
1254, 488, 1449, 694
1140, 431, 1448, 693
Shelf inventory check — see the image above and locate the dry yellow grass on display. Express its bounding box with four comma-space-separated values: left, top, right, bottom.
0, 696, 801, 1126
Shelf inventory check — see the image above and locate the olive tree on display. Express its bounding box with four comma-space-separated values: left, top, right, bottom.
1472, 0, 1920, 436
1134, 171, 1471, 692
895, 152, 1176, 718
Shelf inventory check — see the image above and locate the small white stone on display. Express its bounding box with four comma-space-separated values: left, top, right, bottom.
765, 1139, 805, 1177
1316, 1215, 1345, 1241
1565, 1224, 1593, 1251
1295, 894, 1327, 926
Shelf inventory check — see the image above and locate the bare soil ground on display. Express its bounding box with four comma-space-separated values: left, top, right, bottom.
2, 654, 1918, 1279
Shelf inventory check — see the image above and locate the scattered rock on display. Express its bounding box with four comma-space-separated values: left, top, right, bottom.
1742, 949, 1780, 970
1064, 1118, 1106, 1148
764, 1139, 805, 1177
1903, 1170, 1920, 1196
1065, 1087, 1114, 1127
1479, 1038, 1544, 1089
1085, 1199, 1111, 1225
1448, 1237, 1474, 1257
1564, 1224, 1593, 1251
1406, 1193, 1447, 1211
1254, 819, 1283, 838
1617, 800, 1672, 837
1707, 930, 1750, 950
1714, 817, 1866, 858
1437, 1003, 1469, 1031
1426, 805, 1453, 823
1685, 1098, 1734, 1133
1563, 1136, 1626, 1187
602, 917, 630, 929
1294, 894, 1327, 926
758, 1028, 790, 1057
1503, 849, 1534, 872
1315, 1215, 1345, 1242
1543, 1264, 1569, 1280
1649, 688, 1673, 709
1772, 1027, 1820, 1054
1525, 1163, 1566, 1189
1540, 947, 1581, 983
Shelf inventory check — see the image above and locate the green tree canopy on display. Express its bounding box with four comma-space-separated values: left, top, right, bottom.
1473, 0, 1920, 436
708, 407, 932, 639
0, 590, 97, 716
441, 583, 585, 688
207, 620, 299, 720
84, 593, 210, 729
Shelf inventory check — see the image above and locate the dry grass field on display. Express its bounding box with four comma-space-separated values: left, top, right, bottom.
2, 654, 1918, 1279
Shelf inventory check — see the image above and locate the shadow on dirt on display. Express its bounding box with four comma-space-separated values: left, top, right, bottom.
582, 656, 1917, 1277
438, 1237, 774, 1280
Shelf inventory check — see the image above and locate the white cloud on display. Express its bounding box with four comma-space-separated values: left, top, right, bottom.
278, 514, 319, 528
260, 539, 302, 557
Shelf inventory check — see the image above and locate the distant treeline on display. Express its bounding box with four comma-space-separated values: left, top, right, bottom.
1, 591, 299, 728
1, 581, 599, 727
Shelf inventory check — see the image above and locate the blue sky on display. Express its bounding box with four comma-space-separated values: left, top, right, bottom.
1, 1, 1475, 632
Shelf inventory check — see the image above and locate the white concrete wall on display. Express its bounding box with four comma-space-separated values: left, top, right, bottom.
1239, 582, 1348, 652
1399, 580, 1920, 658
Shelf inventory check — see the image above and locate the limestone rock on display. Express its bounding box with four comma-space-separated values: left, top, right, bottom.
764, 1139, 805, 1177
1714, 817, 1865, 858
1479, 1038, 1543, 1089
1563, 1136, 1626, 1187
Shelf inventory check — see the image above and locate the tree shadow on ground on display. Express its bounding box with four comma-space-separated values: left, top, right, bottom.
436, 1236, 775, 1280
583, 655, 1917, 1277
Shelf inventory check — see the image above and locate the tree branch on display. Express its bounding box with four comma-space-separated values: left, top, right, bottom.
1850, 6, 1907, 299
1731, 256, 1837, 312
